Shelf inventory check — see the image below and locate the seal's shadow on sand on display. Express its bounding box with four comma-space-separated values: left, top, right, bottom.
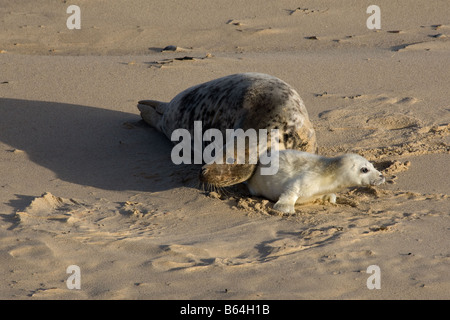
0, 98, 192, 192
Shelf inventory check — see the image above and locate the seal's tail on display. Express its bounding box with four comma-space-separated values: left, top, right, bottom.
137, 100, 166, 131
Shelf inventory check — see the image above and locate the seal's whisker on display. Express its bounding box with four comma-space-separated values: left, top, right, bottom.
218, 186, 232, 198
217, 186, 224, 196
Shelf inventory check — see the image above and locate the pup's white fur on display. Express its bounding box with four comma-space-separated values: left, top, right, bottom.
247, 150, 385, 213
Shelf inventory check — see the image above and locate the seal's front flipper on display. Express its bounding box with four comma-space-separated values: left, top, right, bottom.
273, 201, 296, 214
137, 100, 167, 131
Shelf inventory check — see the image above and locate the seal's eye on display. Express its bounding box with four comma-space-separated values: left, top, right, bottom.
361, 167, 369, 174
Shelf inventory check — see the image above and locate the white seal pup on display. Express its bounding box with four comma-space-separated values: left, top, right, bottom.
138, 73, 317, 187
247, 150, 385, 214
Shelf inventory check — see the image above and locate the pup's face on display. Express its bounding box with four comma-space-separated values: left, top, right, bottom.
344, 155, 386, 187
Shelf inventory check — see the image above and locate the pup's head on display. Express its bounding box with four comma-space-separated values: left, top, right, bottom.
339, 154, 385, 187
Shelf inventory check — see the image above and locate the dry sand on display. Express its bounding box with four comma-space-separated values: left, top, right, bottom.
0, 0, 449, 299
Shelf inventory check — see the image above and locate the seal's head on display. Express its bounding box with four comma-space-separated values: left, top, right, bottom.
338, 154, 385, 187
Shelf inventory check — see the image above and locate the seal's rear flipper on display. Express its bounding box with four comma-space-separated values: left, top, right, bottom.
137, 100, 167, 131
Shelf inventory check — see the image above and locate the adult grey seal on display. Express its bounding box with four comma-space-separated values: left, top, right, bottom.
247, 150, 386, 213
138, 72, 317, 187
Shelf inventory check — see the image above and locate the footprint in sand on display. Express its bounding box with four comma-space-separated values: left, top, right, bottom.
146, 53, 213, 69
14, 192, 170, 242
317, 93, 421, 132
286, 7, 328, 15
256, 226, 343, 261
226, 18, 283, 35
8, 241, 53, 259
365, 113, 421, 131
149, 244, 213, 271
391, 40, 449, 52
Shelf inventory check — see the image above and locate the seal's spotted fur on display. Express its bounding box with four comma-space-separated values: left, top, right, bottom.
138, 73, 317, 187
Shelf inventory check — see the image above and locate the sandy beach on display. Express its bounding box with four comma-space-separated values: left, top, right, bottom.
0, 0, 449, 300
